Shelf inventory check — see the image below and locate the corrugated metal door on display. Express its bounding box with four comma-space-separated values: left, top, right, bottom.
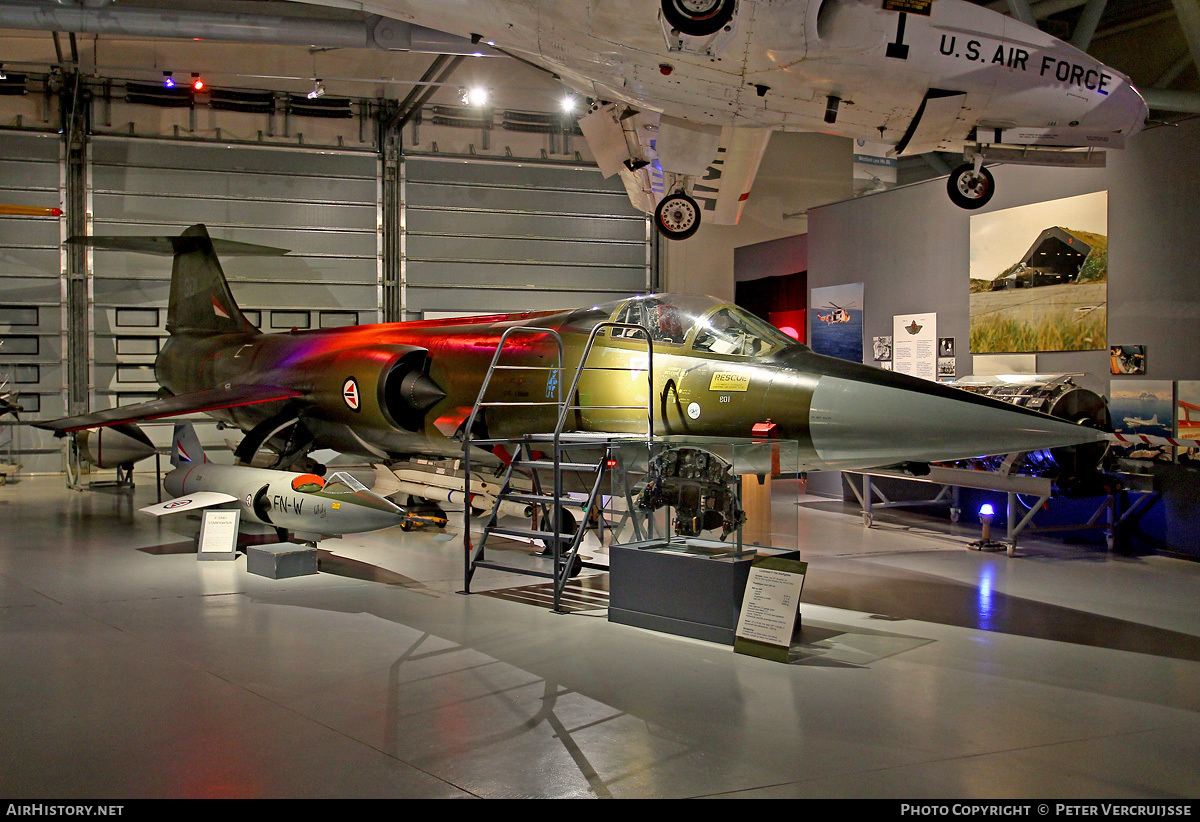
87, 137, 381, 414
402, 155, 651, 318
0, 132, 64, 475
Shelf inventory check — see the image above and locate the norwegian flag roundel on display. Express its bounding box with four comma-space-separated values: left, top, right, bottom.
342, 378, 360, 411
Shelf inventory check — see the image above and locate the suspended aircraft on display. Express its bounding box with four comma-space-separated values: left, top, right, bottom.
35, 225, 1109, 487
141, 422, 407, 542
290, 0, 1148, 238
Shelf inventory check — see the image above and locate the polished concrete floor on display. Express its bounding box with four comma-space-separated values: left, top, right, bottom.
2, 472, 1199, 799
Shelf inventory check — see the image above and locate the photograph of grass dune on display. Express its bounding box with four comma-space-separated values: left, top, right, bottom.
969, 191, 1108, 353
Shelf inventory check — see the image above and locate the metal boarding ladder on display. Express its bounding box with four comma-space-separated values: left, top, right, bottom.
462, 321, 654, 613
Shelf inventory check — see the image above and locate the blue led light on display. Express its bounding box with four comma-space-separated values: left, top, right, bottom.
979, 503, 995, 517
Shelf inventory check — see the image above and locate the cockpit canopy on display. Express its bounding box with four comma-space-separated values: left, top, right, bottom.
289, 471, 370, 496
570, 294, 802, 358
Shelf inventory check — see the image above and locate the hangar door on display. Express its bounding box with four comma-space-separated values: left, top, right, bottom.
88, 137, 381, 416
402, 155, 651, 318
0, 132, 64, 475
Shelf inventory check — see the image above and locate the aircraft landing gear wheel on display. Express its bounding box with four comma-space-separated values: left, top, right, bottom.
537, 508, 577, 555
947, 163, 995, 210
862, 512, 873, 528
661, 0, 737, 37
655, 192, 701, 241
559, 553, 583, 579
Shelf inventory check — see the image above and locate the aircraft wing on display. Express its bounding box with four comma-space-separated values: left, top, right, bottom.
140, 492, 239, 517
691, 127, 773, 226
579, 103, 770, 224
34, 384, 305, 434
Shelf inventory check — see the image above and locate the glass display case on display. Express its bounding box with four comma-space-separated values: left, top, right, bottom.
597, 435, 802, 558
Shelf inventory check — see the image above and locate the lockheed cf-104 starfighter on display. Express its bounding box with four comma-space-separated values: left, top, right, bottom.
36, 225, 1108, 482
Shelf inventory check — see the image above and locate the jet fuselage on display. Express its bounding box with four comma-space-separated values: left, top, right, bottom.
155, 292, 1106, 471
344, 0, 1146, 151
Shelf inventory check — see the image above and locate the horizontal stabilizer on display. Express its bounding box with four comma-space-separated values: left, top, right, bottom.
66, 233, 290, 257
34, 384, 305, 434
140, 491, 239, 517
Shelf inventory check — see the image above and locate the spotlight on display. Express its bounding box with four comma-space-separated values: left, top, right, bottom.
560, 95, 577, 114
162, 71, 174, 89
459, 86, 489, 106
307, 78, 325, 100
190, 72, 204, 92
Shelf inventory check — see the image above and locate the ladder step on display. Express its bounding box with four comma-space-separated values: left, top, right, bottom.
501, 491, 582, 506
487, 525, 571, 542
473, 561, 556, 580
476, 401, 561, 407
490, 365, 559, 370
516, 459, 601, 471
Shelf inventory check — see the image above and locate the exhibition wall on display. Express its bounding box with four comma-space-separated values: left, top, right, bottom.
803, 117, 1200, 555
806, 118, 1200, 392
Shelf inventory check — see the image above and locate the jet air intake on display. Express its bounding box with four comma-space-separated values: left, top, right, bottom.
309, 345, 444, 432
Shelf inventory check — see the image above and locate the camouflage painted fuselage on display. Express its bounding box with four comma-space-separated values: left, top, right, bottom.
156, 293, 1106, 471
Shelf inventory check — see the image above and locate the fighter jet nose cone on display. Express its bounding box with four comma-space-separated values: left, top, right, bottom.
400, 371, 446, 411
807, 372, 1108, 470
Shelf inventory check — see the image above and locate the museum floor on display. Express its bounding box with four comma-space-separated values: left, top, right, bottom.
2, 472, 1199, 799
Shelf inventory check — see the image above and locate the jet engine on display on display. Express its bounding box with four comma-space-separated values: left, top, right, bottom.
636, 446, 746, 540
944, 375, 1114, 495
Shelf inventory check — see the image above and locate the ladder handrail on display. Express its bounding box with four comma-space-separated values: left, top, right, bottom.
553, 321, 654, 441
463, 326, 565, 449
463, 326, 564, 595
461, 320, 657, 612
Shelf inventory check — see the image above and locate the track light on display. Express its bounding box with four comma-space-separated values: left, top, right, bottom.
458, 86, 489, 106
162, 71, 174, 89
307, 78, 325, 100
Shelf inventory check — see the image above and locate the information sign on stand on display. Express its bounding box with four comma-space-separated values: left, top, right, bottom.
733, 556, 808, 662
197, 509, 240, 561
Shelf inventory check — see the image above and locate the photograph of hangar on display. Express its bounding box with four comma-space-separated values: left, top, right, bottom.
2, 0, 1200, 801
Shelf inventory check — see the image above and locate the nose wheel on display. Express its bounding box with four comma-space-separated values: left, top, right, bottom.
655, 192, 702, 241
947, 163, 995, 210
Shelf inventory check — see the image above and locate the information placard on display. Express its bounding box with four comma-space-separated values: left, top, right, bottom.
197, 509, 239, 560
734, 557, 808, 662
893, 312, 937, 382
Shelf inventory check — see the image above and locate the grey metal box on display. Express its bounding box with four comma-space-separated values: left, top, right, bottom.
246, 542, 318, 579
608, 543, 800, 645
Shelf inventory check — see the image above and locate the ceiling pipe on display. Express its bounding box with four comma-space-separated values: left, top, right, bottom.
1141, 88, 1200, 114
1170, 0, 1200, 86
987, 0, 1090, 21
1153, 50, 1192, 88
1070, 0, 1107, 51
1004, 0, 1038, 27
0, 0, 497, 56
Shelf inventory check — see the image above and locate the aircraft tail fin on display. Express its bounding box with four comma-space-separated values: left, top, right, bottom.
170, 423, 208, 469
66, 224, 288, 335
